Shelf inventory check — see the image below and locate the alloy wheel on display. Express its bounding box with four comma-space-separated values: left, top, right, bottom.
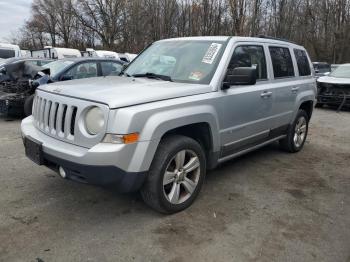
162, 149, 201, 205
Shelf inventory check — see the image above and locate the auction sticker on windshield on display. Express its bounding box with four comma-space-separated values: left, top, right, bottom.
202, 43, 222, 64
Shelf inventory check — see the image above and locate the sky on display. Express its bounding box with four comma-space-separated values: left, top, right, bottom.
0, 0, 33, 42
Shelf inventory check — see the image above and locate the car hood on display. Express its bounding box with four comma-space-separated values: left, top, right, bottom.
317, 76, 350, 85
38, 76, 212, 108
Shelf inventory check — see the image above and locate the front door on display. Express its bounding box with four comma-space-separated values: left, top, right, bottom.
220, 44, 274, 158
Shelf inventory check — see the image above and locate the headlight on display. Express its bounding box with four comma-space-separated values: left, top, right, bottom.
85, 107, 105, 135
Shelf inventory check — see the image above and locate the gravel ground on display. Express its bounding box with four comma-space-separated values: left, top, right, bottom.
0, 108, 349, 262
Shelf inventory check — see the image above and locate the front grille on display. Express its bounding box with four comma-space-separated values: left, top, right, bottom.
33, 95, 78, 140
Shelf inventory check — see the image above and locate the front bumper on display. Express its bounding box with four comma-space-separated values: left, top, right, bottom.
317, 94, 350, 107
21, 116, 149, 192
42, 152, 146, 192
0, 96, 25, 115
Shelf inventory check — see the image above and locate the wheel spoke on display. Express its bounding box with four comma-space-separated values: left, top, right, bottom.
182, 177, 196, 194
163, 171, 175, 185
296, 120, 301, 129
168, 183, 181, 204
183, 156, 200, 173
175, 150, 186, 170
294, 134, 298, 145
297, 134, 303, 146
300, 125, 307, 133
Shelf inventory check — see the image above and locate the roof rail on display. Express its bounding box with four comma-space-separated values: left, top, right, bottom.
257, 35, 297, 44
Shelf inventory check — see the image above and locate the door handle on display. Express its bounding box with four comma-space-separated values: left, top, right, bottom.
291, 87, 300, 93
261, 91, 272, 98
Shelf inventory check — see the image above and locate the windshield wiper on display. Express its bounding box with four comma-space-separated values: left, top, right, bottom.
132, 72, 172, 82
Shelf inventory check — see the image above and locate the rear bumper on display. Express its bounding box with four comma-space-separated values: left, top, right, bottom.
43, 152, 146, 192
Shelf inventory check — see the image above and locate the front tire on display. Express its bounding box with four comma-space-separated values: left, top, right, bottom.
141, 135, 206, 214
280, 109, 309, 153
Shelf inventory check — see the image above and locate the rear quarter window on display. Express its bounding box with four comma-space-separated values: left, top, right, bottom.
269, 47, 295, 78
294, 49, 311, 76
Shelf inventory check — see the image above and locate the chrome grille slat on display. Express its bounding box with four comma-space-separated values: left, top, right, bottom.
49, 102, 58, 134
64, 106, 73, 139
39, 98, 46, 129
56, 104, 64, 137
44, 101, 51, 132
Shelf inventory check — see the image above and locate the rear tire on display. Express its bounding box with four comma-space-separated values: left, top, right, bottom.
280, 109, 309, 153
24, 94, 34, 116
141, 135, 206, 214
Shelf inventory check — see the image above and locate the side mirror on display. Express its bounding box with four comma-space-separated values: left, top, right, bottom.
60, 75, 73, 81
222, 67, 257, 90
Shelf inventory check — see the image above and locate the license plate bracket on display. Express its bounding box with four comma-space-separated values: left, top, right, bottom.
25, 136, 43, 165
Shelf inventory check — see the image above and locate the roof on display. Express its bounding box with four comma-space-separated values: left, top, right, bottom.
158, 36, 305, 49
0, 43, 20, 50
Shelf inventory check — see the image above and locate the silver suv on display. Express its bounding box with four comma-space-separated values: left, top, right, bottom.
21, 36, 316, 213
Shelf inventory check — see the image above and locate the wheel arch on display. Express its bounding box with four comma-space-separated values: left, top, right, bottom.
132, 106, 221, 172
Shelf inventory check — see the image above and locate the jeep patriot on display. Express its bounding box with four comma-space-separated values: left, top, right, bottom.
21, 36, 316, 213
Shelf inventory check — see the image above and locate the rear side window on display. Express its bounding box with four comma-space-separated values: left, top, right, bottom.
294, 49, 311, 76
269, 47, 294, 78
228, 45, 267, 80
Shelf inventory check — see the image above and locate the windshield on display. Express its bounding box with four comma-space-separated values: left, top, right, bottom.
0, 49, 16, 59
124, 40, 226, 84
330, 64, 350, 78
43, 60, 74, 77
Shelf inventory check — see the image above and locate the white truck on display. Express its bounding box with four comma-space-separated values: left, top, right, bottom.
83, 48, 137, 62
0, 43, 21, 59
31, 46, 82, 59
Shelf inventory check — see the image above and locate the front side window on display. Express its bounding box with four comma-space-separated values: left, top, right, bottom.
124, 40, 226, 84
294, 49, 311, 76
228, 45, 267, 80
63, 62, 98, 80
101, 62, 123, 76
269, 47, 295, 78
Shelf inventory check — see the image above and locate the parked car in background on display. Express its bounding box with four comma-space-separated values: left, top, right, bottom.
313, 62, 331, 77
0, 57, 124, 116
21, 36, 316, 213
0, 61, 49, 116
317, 63, 350, 110
26, 57, 125, 115
0, 43, 21, 59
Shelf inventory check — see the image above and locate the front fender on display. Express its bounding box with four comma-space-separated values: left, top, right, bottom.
128, 105, 220, 172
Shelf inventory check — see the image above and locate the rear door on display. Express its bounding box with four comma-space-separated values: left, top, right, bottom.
267, 45, 299, 130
